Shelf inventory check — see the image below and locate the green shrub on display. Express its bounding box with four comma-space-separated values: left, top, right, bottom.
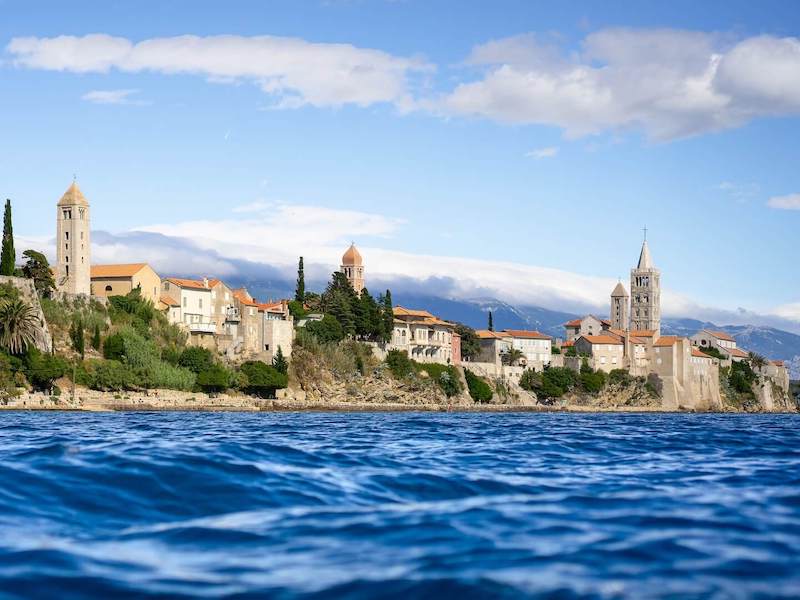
288, 300, 307, 320
197, 364, 233, 393
386, 350, 415, 379
464, 369, 493, 403
551, 346, 561, 355
580, 369, 607, 395
699, 346, 726, 360
305, 315, 344, 343
103, 332, 125, 361
519, 368, 541, 392
608, 369, 632, 386
417, 363, 463, 397
84, 359, 136, 391
240, 361, 288, 398
178, 346, 214, 374
24, 349, 68, 392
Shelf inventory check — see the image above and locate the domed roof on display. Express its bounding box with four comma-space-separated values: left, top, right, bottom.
58, 181, 89, 207
341, 243, 363, 266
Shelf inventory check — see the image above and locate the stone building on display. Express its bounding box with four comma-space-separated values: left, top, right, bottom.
501, 330, 553, 370
161, 278, 216, 347
564, 315, 610, 342
630, 239, 661, 335
341, 243, 365, 295
573, 335, 625, 373
610, 281, 629, 330
90, 263, 161, 304
55, 181, 91, 296
390, 306, 459, 364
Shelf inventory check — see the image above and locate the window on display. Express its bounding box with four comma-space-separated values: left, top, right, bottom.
105, 285, 113, 292
79, 208, 85, 220
65, 243, 69, 251
65, 232, 69, 240
199, 298, 203, 310
265, 344, 270, 351
65, 256, 69, 263
80, 232, 83, 240
63, 210, 71, 219
66, 265, 69, 276
183, 297, 187, 308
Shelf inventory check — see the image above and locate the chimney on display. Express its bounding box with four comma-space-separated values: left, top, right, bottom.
203, 277, 209, 288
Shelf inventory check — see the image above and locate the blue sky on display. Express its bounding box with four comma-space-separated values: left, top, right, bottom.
1, 0, 799, 327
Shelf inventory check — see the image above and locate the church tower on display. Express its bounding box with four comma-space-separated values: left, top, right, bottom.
341, 243, 364, 295
56, 181, 91, 296
610, 281, 629, 331
629, 235, 661, 334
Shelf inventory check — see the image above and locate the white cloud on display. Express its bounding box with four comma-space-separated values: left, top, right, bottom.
441, 29, 800, 140
82, 89, 141, 104
767, 193, 800, 210
526, 146, 559, 159
7, 34, 432, 109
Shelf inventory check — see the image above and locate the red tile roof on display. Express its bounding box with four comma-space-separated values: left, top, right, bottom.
727, 347, 749, 358
630, 330, 657, 337
580, 335, 624, 345
692, 348, 713, 359
91, 263, 150, 278
394, 306, 436, 318
707, 330, 736, 342
654, 336, 680, 347
160, 295, 179, 307
164, 277, 209, 291
501, 329, 551, 340
565, 319, 582, 327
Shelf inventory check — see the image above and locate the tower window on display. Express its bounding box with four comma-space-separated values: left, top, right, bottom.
65, 232, 69, 241
66, 265, 69, 277
63, 210, 72, 219
65, 256, 69, 263
105, 285, 113, 292
65, 243, 69, 251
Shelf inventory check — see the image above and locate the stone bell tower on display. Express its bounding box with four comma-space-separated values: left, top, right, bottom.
340, 243, 364, 295
629, 232, 661, 335
56, 180, 91, 296
610, 281, 629, 331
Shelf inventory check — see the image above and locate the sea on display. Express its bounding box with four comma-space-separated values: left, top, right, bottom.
0, 411, 798, 599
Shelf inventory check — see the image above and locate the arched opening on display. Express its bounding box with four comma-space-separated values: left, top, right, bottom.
105, 285, 113, 292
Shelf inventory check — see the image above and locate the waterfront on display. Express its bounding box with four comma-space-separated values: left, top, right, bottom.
1, 412, 799, 598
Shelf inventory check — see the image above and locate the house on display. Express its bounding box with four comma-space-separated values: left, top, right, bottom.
161, 278, 216, 347
234, 288, 262, 355
475, 330, 512, 366
564, 315, 610, 342
208, 279, 240, 337
258, 301, 294, 363
91, 263, 161, 304
574, 335, 625, 373
501, 329, 552, 370
390, 306, 459, 364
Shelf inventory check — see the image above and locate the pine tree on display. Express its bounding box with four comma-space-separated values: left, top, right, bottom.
488, 311, 494, 332
295, 257, 305, 303
272, 346, 288, 375
1, 199, 15, 276
91, 323, 102, 351
359, 288, 380, 340
381, 289, 393, 343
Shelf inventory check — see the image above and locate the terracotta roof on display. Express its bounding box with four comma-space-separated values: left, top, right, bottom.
394, 306, 435, 318
773, 360, 785, 367
160, 295, 179, 307
58, 181, 89, 207
629, 337, 647, 345
91, 263, 149, 278
727, 347, 749, 358
258, 301, 286, 313
654, 336, 680, 347
419, 317, 454, 328
341, 243, 363, 266
580, 335, 624, 345
476, 330, 507, 340
600, 318, 611, 326
630, 330, 657, 337
501, 329, 551, 340
233, 289, 259, 307
208, 278, 227, 289
692, 348, 713, 359
706, 330, 736, 342
565, 319, 582, 327
164, 277, 209, 291
561, 341, 575, 347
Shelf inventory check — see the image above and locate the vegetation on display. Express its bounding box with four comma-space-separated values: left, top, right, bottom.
699, 346, 725, 360
464, 368, 493, 403
240, 361, 288, 398
21, 250, 56, 298
69, 316, 85, 358
487, 311, 494, 332
386, 349, 415, 378
551, 346, 561, 355
272, 346, 288, 375
0, 200, 14, 277
305, 315, 345, 343
0, 298, 39, 355
295, 256, 305, 303
453, 323, 480, 361
415, 362, 463, 398
500, 347, 524, 366
196, 364, 233, 394
519, 366, 580, 401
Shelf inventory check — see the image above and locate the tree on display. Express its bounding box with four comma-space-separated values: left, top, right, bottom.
0, 200, 15, 276
488, 311, 494, 332
24, 348, 67, 392
21, 250, 56, 298
103, 332, 125, 361
70, 316, 85, 358
322, 271, 359, 336
197, 364, 232, 394
295, 256, 305, 303
748, 352, 768, 372
239, 361, 288, 398
358, 287, 382, 340
305, 315, 344, 343
454, 323, 480, 361
91, 323, 102, 351
272, 346, 288, 375
464, 369, 493, 403
501, 347, 524, 366
0, 298, 38, 354
381, 290, 393, 343
178, 346, 214, 374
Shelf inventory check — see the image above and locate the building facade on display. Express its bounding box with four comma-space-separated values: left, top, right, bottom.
91, 263, 161, 303
55, 181, 91, 296
502, 329, 553, 370
610, 282, 629, 331
162, 278, 216, 346
390, 306, 459, 364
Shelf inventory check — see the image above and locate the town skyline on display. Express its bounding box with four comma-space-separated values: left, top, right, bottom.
3, 1, 799, 331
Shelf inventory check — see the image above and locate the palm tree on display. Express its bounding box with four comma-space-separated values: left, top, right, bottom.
748, 351, 768, 372
501, 347, 525, 366
0, 298, 39, 355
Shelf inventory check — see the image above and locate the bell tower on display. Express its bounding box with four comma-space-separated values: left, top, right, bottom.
340, 243, 364, 295
610, 280, 629, 331
56, 180, 91, 296
630, 229, 660, 334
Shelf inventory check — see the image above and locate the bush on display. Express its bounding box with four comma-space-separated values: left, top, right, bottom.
84, 359, 136, 391
24, 349, 68, 392
464, 369, 493, 403
386, 350, 415, 379
417, 363, 463, 397
551, 346, 561, 355
240, 361, 288, 398
580, 369, 607, 395
699, 346, 726, 360
534, 367, 580, 400
305, 315, 344, 343
103, 332, 125, 361
608, 369, 632, 386
287, 300, 307, 320
519, 368, 541, 392
178, 346, 214, 374
197, 364, 233, 394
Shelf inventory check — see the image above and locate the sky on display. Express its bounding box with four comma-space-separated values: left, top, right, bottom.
2, 0, 800, 329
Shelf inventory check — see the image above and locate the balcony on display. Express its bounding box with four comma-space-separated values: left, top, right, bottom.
187, 322, 217, 334
225, 307, 241, 322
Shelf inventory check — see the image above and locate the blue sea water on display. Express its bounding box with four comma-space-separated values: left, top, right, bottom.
0, 412, 799, 599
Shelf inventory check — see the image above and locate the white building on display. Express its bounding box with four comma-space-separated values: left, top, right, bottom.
690, 329, 749, 362
161, 278, 216, 345
501, 329, 553, 369
390, 307, 458, 364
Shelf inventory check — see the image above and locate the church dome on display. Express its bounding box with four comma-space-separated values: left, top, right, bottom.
341, 243, 363, 266
58, 181, 89, 207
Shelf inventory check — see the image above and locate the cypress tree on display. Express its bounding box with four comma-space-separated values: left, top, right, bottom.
91, 323, 102, 351
70, 317, 85, 358
1, 199, 15, 276
295, 257, 305, 303
488, 311, 494, 332
381, 290, 393, 343
272, 346, 288, 375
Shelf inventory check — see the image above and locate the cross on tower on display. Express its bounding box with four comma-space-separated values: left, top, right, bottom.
643, 225, 648, 241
